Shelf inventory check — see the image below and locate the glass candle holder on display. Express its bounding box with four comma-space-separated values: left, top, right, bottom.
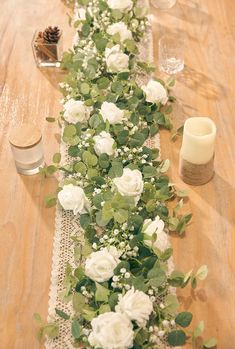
158, 33, 185, 75
151, 0, 177, 9
32, 30, 63, 68
179, 117, 216, 185
9, 123, 44, 175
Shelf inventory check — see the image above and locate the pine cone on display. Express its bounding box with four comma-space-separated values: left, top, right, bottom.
43, 26, 61, 44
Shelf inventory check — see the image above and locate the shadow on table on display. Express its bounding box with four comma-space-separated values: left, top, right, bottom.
177, 65, 226, 100
38, 67, 67, 90
20, 173, 58, 231
198, 172, 235, 227
168, 0, 212, 25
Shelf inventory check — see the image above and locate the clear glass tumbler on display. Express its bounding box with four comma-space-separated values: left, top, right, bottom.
158, 34, 185, 74
151, 0, 177, 9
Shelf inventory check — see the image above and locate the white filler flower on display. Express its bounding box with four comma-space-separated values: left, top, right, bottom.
142, 79, 168, 105
105, 45, 129, 73
58, 184, 90, 215
116, 287, 153, 327
143, 216, 170, 252
85, 246, 121, 282
88, 312, 134, 349
113, 168, 144, 204
94, 131, 115, 156
100, 101, 124, 124
74, 8, 86, 30
63, 98, 91, 124
107, 0, 133, 12
107, 22, 132, 43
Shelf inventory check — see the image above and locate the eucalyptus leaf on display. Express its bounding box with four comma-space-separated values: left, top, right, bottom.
95, 283, 110, 302
71, 319, 81, 339
196, 265, 208, 281
167, 330, 186, 346
55, 308, 70, 320
73, 293, 86, 313
175, 311, 193, 328
203, 338, 217, 348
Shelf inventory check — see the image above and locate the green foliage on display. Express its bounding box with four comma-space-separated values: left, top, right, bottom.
41, 0, 214, 346
34, 313, 59, 343
63, 124, 80, 145
55, 308, 70, 320
175, 312, 193, 328
53, 153, 61, 164
71, 319, 81, 339
203, 338, 217, 348
45, 194, 57, 208
95, 283, 110, 302
167, 330, 186, 346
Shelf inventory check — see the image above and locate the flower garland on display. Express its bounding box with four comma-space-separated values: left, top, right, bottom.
35, 0, 216, 348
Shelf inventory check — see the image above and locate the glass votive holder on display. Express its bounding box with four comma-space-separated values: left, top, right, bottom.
158, 33, 185, 75
32, 29, 63, 68
151, 0, 177, 9
179, 117, 216, 185
9, 123, 44, 175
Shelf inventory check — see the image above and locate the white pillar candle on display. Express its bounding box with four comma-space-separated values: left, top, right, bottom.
152, 0, 177, 9
180, 117, 216, 165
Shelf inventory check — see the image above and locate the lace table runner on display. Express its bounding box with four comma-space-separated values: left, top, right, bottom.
45, 3, 176, 348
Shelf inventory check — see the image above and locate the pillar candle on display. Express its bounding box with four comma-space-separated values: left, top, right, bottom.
180, 117, 216, 165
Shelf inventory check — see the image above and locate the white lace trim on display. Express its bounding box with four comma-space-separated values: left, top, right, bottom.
45, 2, 177, 348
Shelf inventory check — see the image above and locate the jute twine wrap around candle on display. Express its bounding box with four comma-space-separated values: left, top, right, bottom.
179, 117, 216, 186
179, 154, 214, 186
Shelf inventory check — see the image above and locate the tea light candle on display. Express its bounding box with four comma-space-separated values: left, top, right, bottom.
179, 117, 216, 185
151, 0, 177, 9
9, 123, 44, 175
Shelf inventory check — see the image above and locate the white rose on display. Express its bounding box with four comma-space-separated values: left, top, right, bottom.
107, 22, 132, 43
116, 287, 153, 327
105, 45, 129, 73
63, 98, 91, 124
88, 312, 134, 349
107, 0, 133, 11
100, 101, 124, 124
93, 131, 115, 156
113, 168, 144, 204
142, 79, 168, 105
143, 216, 170, 252
85, 246, 121, 282
58, 184, 90, 215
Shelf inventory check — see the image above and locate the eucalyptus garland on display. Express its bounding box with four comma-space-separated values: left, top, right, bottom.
35, 0, 216, 348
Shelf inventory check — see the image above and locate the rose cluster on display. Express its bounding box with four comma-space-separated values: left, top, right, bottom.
43, 0, 202, 348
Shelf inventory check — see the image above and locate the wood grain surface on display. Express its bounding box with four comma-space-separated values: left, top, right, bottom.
0, 0, 234, 348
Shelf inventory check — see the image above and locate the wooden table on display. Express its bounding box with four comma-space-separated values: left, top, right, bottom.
0, 0, 234, 348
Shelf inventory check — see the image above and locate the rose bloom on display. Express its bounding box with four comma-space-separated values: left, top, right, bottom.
113, 168, 144, 204
100, 101, 124, 124
107, 0, 133, 12
143, 216, 170, 252
105, 45, 129, 73
88, 312, 134, 349
58, 184, 90, 215
85, 246, 121, 282
116, 287, 153, 327
63, 98, 91, 124
93, 131, 115, 156
107, 22, 132, 43
142, 79, 168, 105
